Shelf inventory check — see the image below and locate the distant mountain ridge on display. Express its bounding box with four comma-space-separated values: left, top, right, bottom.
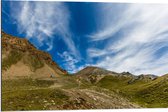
2, 31, 67, 79
75, 66, 159, 84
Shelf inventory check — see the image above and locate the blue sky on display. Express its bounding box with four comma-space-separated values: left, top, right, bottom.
2, 1, 168, 76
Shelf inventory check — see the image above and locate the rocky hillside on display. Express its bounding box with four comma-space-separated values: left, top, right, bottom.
75, 66, 158, 84
74, 66, 119, 83
2, 31, 67, 79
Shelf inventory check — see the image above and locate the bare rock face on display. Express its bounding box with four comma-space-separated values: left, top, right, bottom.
2, 31, 67, 79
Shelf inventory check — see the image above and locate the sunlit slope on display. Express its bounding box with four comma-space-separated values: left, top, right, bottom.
2, 76, 140, 110
96, 73, 168, 107
2, 31, 67, 79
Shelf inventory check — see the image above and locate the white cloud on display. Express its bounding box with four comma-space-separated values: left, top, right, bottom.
58, 51, 92, 73
10, 1, 79, 57
88, 4, 168, 76
58, 51, 79, 73
87, 48, 109, 58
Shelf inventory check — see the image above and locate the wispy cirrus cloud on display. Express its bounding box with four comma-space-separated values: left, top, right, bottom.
57, 51, 79, 73
58, 51, 92, 73
10, 1, 79, 57
88, 4, 168, 75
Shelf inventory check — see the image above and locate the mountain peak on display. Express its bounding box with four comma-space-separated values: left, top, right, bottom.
82, 66, 105, 71
75, 66, 118, 77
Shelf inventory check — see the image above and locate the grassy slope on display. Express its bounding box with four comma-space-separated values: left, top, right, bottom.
96, 75, 168, 108
2, 78, 70, 111
2, 75, 140, 110
23, 54, 44, 71
2, 75, 91, 110
2, 66, 168, 110
2, 88, 69, 110
135, 75, 168, 107
2, 49, 44, 72
2, 50, 23, 71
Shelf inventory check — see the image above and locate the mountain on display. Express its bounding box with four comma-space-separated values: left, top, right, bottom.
2, 31, 67, 79
74, 66, 168, 107
2, 32, 168, 110
75, 66, 158, 84
75, 66, 119, 76
74, 66, 119, 83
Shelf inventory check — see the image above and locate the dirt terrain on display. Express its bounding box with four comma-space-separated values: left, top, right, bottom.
2, 76, 140, 110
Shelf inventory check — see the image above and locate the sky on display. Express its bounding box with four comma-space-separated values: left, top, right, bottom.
2, 1, 168, 76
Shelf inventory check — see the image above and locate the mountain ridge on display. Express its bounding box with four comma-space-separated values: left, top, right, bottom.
75, 66, 159, 84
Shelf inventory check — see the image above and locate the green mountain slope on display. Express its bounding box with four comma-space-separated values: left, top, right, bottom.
2, 76, 140, 110
95, 72, 168, 108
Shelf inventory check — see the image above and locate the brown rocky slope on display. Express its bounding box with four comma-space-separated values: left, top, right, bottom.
2, 31, 67, 79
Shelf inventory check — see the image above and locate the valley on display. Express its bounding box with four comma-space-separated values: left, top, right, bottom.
2, 32, 168, 110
